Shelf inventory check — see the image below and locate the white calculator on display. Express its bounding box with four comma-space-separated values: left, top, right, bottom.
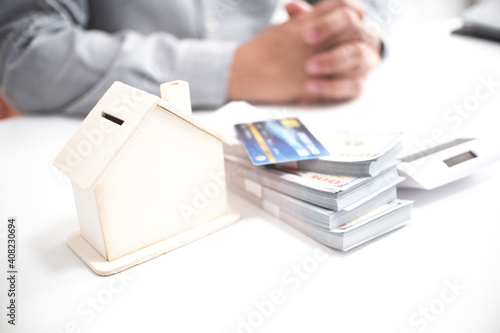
398, 137, 500, 190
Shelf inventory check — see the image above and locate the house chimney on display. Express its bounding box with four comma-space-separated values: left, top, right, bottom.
160, 80, 192, 116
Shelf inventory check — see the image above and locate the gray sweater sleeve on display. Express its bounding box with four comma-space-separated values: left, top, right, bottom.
0, 0, 238, 116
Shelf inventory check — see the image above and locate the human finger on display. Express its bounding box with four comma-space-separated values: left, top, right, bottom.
303, 75, 366, 100
305, 42, 380, 76
310, 0, 365, 21
304, 6, 362, 46
286, 0, 313, 19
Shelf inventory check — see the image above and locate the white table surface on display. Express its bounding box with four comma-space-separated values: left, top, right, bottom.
1, 18, 500, 333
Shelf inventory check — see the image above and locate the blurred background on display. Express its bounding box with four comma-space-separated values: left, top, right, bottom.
0, 0, 490, 120
396, 0, 484, 26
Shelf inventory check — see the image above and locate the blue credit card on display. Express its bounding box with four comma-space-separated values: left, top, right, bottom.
234, 118, 329, 165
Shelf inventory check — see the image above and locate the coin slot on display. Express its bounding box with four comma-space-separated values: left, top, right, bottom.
101, 112, 124, 126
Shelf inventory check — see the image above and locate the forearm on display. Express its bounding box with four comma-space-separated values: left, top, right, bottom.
0, 1, 239, 116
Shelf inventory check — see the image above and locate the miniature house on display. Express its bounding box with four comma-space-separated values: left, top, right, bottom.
54, 81, 238, 274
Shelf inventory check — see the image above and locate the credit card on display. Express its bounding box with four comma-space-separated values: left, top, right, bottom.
234, 118, 329, 165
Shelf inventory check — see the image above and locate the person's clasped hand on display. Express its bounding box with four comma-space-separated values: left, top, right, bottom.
289, 0, 382, 102
228, 0, 382, 104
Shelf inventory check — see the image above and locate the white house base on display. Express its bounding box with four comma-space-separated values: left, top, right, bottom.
67, 210, 240, 276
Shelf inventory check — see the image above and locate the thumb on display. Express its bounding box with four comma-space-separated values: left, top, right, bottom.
286, 0, 313, 19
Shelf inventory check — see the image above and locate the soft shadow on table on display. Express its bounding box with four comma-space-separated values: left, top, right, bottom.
229, 166, 496, 258
346, 171, 496, 255
29, 218, 85, 272
229, 191, 392, 260
397, 169, 494, 209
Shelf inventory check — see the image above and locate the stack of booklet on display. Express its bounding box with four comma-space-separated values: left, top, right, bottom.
207, 102, 413, 251
224, 130, 403, 177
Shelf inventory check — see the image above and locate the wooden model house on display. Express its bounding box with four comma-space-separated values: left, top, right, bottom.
54, 81, 238, 275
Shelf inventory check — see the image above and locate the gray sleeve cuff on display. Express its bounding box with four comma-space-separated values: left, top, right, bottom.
362, 0, 393, 58
175, 39, 238, 108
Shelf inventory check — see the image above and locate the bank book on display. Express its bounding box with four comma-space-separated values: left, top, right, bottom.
225, 129, 402, 177
286, 131, 403, 177
230, 184, 413, 251
224, 155, 400, 211
205, 101, 403, 177
227, 170, 401, 229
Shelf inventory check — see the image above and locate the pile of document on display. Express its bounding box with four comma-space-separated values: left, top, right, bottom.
207, 102, 413, 251
224, 130, 403, 177
225, 153, 412, 251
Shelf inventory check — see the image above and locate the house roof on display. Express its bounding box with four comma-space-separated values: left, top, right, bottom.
53, 81, 232, 190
